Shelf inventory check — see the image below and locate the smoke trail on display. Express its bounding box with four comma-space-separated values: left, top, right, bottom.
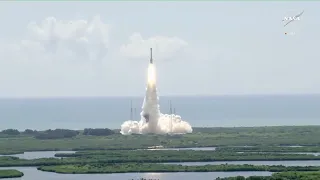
120, 64, 192, 135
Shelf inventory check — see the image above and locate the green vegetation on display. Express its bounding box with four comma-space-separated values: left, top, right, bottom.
218, 171, 320, 180
35, 128, 116, 139
54, 149, 320, 162
2, 150, 320, 167
37, 163, 320, 174
1, 126, 320, 178
217, 176, 271, 180
1, 129, 20, 136
0, 156, 80, 167
216, 146, 320, 153
83, 128, 115, 136
0, 128, 116, 142
0, 151, 25, 155
35, 129, 80, 139
0, 169, 23, 179
23, 129, 39, 135
273, 171, 320, 180
1, 126, 320, 154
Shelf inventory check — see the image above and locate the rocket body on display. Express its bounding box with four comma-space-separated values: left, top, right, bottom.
150, 48, 153, 64
139, 47, 160, 133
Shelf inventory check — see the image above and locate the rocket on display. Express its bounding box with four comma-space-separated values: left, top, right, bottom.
143, 48, 154, 123
150, 48, 153, 64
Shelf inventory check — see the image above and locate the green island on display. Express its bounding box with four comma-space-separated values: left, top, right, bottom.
37, 163, 320, 174
55, 149, 320, 162
0, 169, 23, 179
218, 171, 320, 180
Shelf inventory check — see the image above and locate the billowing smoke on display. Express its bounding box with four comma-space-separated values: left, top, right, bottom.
120, 64, 193, 135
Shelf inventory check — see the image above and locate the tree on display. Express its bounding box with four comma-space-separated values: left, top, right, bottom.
83, 128, 115, 136
35, 129, 79, 139
24, 129, 38, 135
1, 129, 20, 135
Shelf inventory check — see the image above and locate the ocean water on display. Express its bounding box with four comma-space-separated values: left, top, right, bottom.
0, 95, 320, 131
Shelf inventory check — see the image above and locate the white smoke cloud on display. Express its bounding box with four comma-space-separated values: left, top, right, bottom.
120, 33, 188, 61
120, 64, 193, 135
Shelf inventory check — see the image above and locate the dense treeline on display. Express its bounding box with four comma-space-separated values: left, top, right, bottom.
23, 129, 38, 135
37, 163, 320, 174
2, 128, 116, 140
192, 126, 320, 135
0, 169, 24, 178
216, 176, 272, 180
273, 171, 320, 180
0, 128, 116, 137
1, 126, 320, 153
54, 149, 320, 162
0, 129, 20, 136
0, 156, 73, 167
83, 128, 115, 136
35, 129, 80, 139
218, 171, 320, 180
190, 126, 320, 146
0, 128, 116, 140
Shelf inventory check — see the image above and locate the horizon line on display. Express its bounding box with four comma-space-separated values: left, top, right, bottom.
3, 125, 320, 132
0, 93, 320, 99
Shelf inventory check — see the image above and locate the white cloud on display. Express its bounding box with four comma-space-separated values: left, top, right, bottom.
0, 15, 191, 97
14, 15, 110, 63
0, 16, 113, 97
120, 33, 188, 61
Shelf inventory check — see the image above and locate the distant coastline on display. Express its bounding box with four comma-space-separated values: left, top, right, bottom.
1, 93, 320, 99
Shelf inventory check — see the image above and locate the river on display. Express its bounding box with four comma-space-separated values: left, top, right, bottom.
0, 151, 76, 159
0, 167, 272, 180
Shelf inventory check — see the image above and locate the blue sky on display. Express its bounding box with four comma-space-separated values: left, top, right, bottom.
0, 1, 318, 97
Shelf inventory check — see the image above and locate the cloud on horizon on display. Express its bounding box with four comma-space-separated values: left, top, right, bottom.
3, 15, 110, 64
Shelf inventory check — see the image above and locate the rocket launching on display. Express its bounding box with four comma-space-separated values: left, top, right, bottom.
150, 48, 153, 64
120, 48, 193, 135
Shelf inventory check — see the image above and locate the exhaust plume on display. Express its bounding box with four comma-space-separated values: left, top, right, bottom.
120, 63, 192, 135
